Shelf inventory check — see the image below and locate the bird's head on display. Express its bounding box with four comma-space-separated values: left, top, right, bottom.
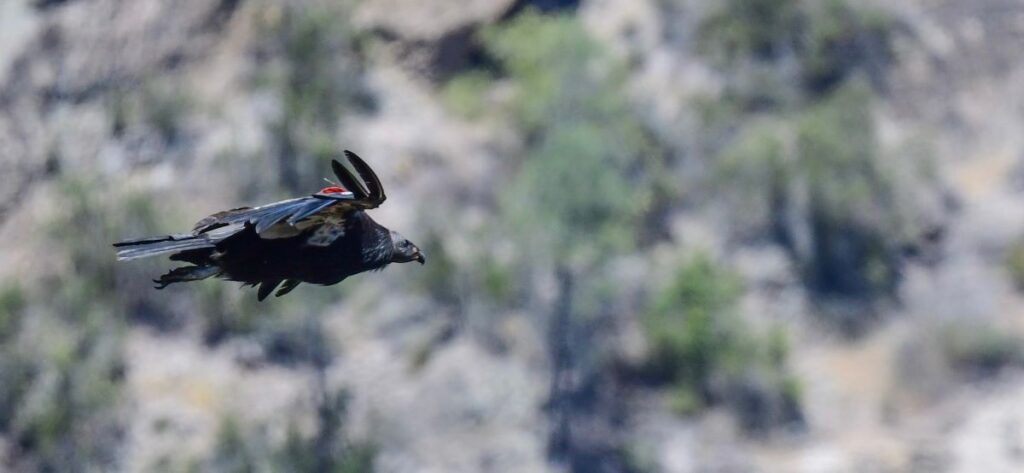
389, 231, 425, 265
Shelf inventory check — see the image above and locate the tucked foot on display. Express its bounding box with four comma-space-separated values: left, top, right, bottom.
154, 265, 221, 289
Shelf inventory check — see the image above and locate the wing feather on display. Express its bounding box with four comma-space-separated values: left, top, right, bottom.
286, 199, 336, 225
343, 150, 386, 205
182, 151, 383, 246
192, 194, 358, 239
332, 158, 370, 199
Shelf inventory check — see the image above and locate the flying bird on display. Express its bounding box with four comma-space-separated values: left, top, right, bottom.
113, 151, 424, 301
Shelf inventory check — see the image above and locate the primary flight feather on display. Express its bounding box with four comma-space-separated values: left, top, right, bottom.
113, 151, 424, 301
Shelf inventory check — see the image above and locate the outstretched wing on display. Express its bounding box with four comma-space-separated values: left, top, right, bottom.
192, 150, 386, 244
114, 151, 387, 260
191, 195, 351, 236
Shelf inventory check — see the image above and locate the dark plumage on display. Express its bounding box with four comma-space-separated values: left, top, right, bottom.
113, 151, 424, 300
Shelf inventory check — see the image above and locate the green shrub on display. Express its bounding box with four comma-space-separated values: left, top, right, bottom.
797, 81, 902, 300
718, 81, 910, 306
199, 283, 335, 367
143, 81, 192, 144
642, 253, 803, 430
800, 0, 895, 94
716, 119, 793, 241
46, 178, 164, 312
938, 322, 1024, 377
411, 233, 461, 306
897, 320, 1024, 402
697, 0, 803, 63
7, 311, 125, 472
441, 70, 495, 119
476, 12, 652, 263
206, 416, 264, 473
0, 283, 25, 342
0, 177, 167, 470
696, 0, 896, 102
0, 294, 35, 439
465, 12, 667, 464
205, 390, 375, 473
255, 314, 333, 368
436, 11, 657, 309
1006, 241, 1024, 291
0, 349, 33, 431
482, 13, 609, 128
643, 253, 742, 392
257, 3, 374, 193
501, 122, 647, 259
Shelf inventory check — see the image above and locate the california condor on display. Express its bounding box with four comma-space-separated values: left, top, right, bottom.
113, 151, 424, 300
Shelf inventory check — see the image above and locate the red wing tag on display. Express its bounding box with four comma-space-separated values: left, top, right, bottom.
319, 186, 348, 194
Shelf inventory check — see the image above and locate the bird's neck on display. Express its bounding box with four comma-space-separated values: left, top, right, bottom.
353, 212, 393, 269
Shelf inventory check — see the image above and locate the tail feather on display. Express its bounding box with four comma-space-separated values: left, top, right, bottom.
114, 234, 216, 261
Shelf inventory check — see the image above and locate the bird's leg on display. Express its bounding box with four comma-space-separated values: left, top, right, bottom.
153, 265, 221, 289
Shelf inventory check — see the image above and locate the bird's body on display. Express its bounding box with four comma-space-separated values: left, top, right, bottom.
206, 211, 390, 285
113, 151, 424, 300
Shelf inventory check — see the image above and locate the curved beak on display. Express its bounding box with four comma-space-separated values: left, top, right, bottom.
414, 250, 426, 265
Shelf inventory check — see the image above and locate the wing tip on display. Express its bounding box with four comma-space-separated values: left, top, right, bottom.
332, 156, 370, 200
339, 149, 385, 206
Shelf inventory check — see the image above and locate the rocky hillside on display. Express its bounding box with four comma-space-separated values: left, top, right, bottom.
2, 0, 1024, 472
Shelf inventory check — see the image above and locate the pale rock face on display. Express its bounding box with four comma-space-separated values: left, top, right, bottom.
0, 1, 40, 81
355, 0, 516, 42
4, 0, 1024, 472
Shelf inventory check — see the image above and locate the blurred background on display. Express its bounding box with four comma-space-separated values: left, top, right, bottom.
1, 0, 1023, 471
